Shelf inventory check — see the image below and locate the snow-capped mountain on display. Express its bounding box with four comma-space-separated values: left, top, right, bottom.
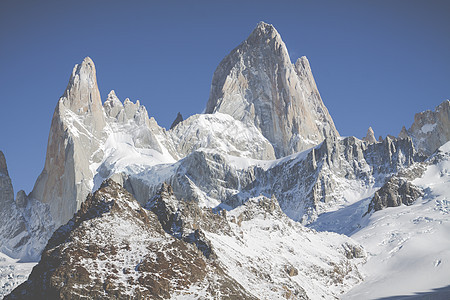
1, 21, 449, 299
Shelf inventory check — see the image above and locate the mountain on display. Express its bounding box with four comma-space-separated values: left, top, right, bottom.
1, 22, 450, 299
205, 22, 339, 157
7, 179, 365, 299
0, 151, 54, 261
344, 141, 450, 299
399, 99, 450, 155
29, 57, 106, 228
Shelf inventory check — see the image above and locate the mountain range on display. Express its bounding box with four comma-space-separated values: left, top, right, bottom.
1, 22, 449, 299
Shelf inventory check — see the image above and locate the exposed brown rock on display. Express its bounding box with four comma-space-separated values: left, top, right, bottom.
6, 180, 255, 299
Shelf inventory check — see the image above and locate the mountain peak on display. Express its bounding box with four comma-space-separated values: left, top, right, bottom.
170, 112, 183, 129
70, 56, 96, 86
254, 21, 277, 36
363, 127, 377, 144
0, 151, 8, 177
246, 21, 283, 48
61, 57, 103, 119
205, 22, 338, 157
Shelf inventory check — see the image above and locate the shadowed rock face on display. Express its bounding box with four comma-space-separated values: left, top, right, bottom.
205, 22, 339, 157
6, 180, 255, 300
169, 112, 183, 129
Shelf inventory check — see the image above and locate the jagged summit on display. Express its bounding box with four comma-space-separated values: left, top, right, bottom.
170, 112, 183, 129
363, 127, 377, 144
205, 21, 339, 157
0, 151, 8, 177
62, 57, 104, 125
398, 99, 450, 155
30, 57, 107, 227
246, 21, 283, 45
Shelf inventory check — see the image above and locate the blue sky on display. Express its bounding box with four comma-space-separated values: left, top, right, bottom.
1, 0, 449, 193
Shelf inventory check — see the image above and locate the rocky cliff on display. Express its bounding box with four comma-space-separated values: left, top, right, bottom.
120, 134, 426, 226
399, 99, 450, 155
29, 57, 106, 227
205, 22, 339, 157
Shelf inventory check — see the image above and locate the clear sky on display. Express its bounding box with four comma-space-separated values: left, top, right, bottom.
0, 0, 449, 194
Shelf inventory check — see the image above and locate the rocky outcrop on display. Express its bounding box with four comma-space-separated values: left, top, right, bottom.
0, 151, 14, 209
367, 176, 424, 213
145, 182, 229, 259
363, 127, 377, 144
7, 180, 255, 299
366, 141, 447, 215
170, 112, 183, 129
205, 22, 339, 157
400, 99, 450, 155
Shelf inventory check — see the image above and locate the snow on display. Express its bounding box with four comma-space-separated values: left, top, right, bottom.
420, 123, 437, 134
343, 142, 450, 299
0, 252, 36, 298
204, 196, 366, 299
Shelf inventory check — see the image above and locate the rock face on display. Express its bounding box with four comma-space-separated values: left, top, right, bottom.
122, 135, 426, 226
363, 127, 377, 144
205, 22, 339, 157
367, 176, 424, 213
7, 180, 254, 300
29, 57, 106, 228
400, 100, 450, 155
0, 151, 54, 261
169, 112, 183, 129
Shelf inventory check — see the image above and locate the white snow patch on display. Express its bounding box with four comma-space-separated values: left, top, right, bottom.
420, 123, 437, 134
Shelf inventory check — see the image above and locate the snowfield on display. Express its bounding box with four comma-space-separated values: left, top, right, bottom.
343, 142, 450, 299
0, 252, 36, 298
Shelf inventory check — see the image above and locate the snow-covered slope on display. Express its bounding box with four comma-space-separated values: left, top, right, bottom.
144, 182, 366, 299
0, 252, 36, 299
343, 141, 450, 299
0, 152, 54, 261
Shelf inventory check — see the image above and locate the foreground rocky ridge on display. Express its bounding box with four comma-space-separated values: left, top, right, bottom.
7, 180, 365, 299
7, 180, 254, 299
